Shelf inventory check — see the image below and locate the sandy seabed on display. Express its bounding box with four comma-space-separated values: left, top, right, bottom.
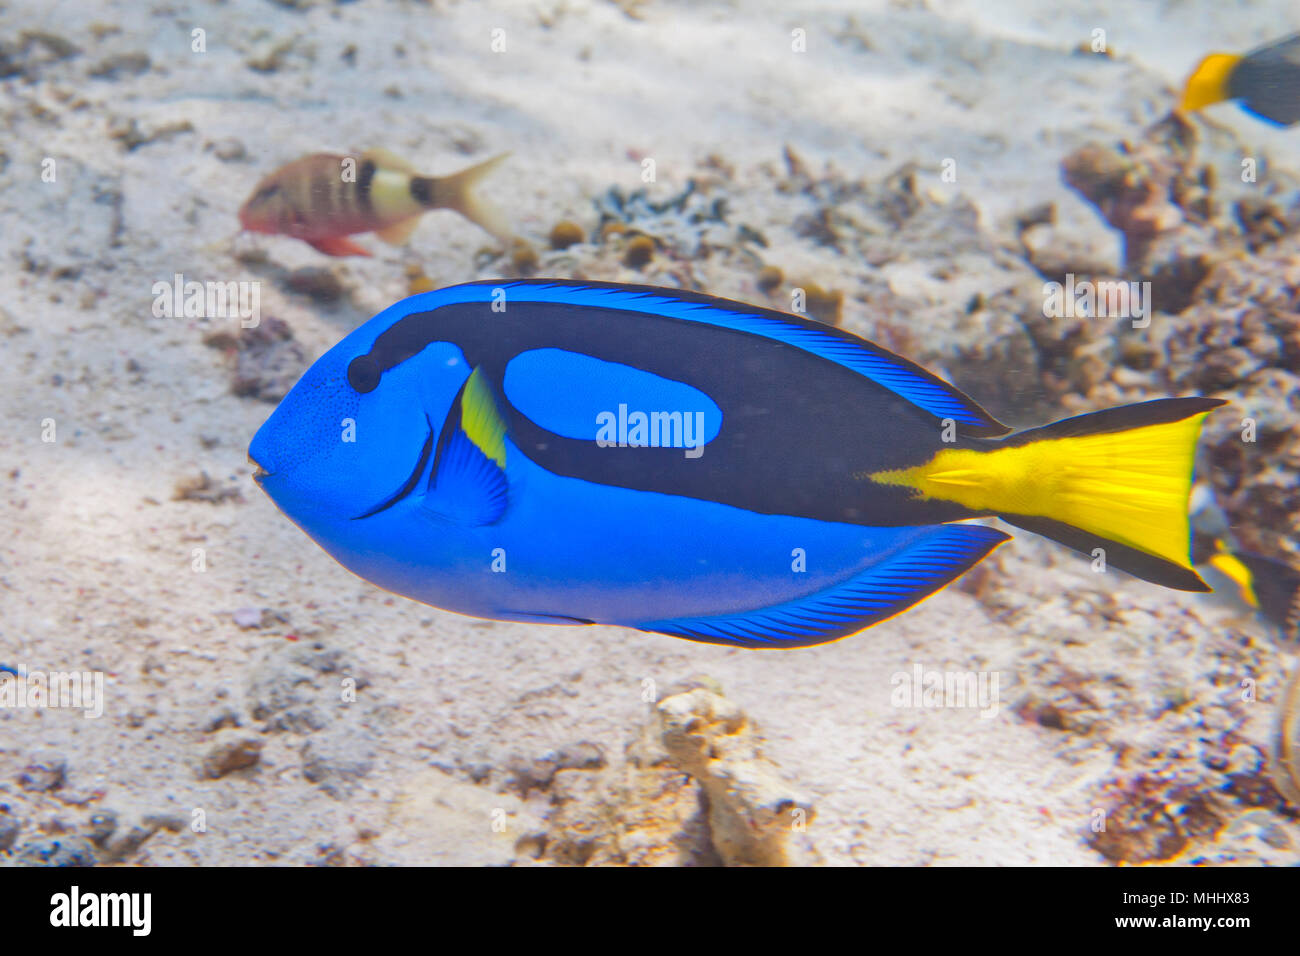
0, 0, 1297, 866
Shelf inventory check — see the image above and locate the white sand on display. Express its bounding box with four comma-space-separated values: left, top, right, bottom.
1, 0, 1296, 865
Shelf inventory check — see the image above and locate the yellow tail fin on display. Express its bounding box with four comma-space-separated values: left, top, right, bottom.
872, 398, 1226, 591
422, 153, 512, 241
1179, 53, 1242, 112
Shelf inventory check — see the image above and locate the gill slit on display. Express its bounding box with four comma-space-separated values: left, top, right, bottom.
353, 415, 435, 520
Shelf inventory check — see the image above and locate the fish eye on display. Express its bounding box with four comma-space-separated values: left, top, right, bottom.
347, 355, 381, 393
253, 184, 280, 204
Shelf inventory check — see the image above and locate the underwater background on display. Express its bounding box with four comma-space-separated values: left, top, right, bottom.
1, 0, 1298, 865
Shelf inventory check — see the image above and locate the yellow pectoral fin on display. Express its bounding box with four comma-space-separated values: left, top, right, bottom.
459, 366, 508, 469
1180, 53, 1241, 112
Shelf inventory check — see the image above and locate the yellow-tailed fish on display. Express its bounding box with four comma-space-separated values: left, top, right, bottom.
1180, 33, 1300, 126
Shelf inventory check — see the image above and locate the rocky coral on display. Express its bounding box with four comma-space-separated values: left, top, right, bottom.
203, 316, 309, 404
243, 638, 384, 798
1050, 115, 1300, 562
529, 681, 819, 866
366, 769, 545, 868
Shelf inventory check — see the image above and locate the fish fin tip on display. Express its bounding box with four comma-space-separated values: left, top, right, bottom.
306, 236, 372, 257
637, 524, 1008, 648
1208, 550, 1261, 607
374, 215, 422, 245
500, 611, 596, 626
361, 147, 416, 173
427, 154, 512, 241
1208, 547, 1300, 637
1009, 514, 1213, 591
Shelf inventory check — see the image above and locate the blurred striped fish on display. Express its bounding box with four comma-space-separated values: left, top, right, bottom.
238, 148, 510, 257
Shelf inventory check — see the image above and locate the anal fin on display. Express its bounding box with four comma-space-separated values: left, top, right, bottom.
374, 215, 422, 246
501, 611, 597, 626
306, 235, 373, 257
638, 523, 1009, 649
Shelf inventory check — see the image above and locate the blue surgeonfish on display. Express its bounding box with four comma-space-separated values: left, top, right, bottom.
248, 280, 1226, 649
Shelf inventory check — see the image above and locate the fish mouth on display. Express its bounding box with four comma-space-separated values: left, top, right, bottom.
248, 454, 272, 482
354, 417, 435, 520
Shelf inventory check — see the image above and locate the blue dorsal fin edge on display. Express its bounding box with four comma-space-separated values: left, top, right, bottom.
381, 280, 1010, 437
635, 523, 1010, 649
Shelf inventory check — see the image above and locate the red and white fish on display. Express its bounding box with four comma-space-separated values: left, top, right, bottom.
238, 148, 510, 257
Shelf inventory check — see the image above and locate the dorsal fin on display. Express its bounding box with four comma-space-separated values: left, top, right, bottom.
379, 280, 1010, 437
361, 147, 417, 174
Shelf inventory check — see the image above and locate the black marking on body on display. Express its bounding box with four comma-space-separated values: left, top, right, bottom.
1232, 33, 1300, 125
348, 355, 381, 393
356, 159, 377, 216
352, 289, 989, 526
310, 165, 334, 218
354, 416, 435, 519
410, 176, 434, 207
